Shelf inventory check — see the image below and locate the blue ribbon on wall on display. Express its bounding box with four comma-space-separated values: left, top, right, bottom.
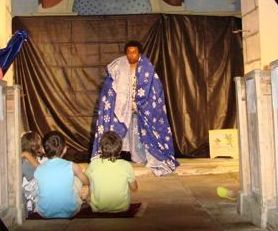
0, 30, 27, 76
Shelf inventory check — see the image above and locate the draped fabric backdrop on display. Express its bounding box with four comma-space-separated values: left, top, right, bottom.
13, 15, 243, 161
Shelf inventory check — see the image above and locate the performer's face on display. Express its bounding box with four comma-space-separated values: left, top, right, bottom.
126, 46, 140, 64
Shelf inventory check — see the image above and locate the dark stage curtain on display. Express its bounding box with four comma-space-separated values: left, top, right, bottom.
143, 15, 243, 157
13, 15, 243, 161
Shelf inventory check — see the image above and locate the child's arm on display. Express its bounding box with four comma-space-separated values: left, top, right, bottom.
21, 152, 39, 168
129, 180, 138, 192
72, 163, 90, 186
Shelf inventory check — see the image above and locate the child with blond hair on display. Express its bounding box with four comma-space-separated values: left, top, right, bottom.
21, 131, 45, 213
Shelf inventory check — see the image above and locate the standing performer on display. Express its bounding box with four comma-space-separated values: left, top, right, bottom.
92, 40, 179, 176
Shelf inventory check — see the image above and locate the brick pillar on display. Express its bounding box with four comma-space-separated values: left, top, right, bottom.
240, 1, 278, 228
234, 77, 251, 216
267, 60, 278, 230
0, 83, 23, 229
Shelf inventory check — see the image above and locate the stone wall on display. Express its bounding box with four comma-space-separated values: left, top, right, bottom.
241, 0, 278, 73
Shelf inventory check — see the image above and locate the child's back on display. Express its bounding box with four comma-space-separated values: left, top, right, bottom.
35, 158, 78, 218
86, 131, 138, 213
35, 131, 89, 218
86, 158, 135, 212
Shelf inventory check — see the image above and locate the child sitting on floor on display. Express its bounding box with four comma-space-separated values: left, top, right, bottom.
86, 131, 138, 212
34, 130, 89, 218
21, 131, 45, 213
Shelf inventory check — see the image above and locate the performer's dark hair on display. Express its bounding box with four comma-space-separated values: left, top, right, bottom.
43, 131, 66, 158
100, 131, 122, 162
124, 40, 143, 54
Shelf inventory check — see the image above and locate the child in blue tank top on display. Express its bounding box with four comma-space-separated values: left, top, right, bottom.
34, 131, 89, 218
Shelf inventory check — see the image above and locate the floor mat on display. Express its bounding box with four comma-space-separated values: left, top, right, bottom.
26, 202, 144, 219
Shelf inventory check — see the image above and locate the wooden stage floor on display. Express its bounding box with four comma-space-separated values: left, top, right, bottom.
133, 158, 239, 176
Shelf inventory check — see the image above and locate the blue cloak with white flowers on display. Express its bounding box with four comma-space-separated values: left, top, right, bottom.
92, 55, 178, 168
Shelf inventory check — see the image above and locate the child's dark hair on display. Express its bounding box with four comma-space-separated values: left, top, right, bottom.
43, 131, 66, 159
100, 131, 122, 162
124, 40, 143, 54
21, 131, 42, 156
